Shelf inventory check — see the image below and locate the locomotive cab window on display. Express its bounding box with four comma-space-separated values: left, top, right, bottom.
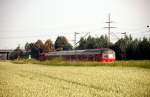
103, 50, 115, 58
103, 54, 108, 58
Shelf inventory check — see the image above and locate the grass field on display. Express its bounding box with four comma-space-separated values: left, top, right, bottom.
0, 61, 150, 97
12, 59, 150, 68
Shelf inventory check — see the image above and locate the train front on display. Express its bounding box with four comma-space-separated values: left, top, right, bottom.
101, 49, 116, 62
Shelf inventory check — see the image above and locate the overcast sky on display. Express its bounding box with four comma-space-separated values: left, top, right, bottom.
0, 0, 150, 49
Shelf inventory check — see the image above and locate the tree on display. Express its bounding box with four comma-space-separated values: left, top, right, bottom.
78, 37, 86, 49
136, 37, 150, 59
85, 36, 96, 49
110, 44, 122, 60
25, 42, 31, 51
44, 39, 54, 52
35, 40, 44, 49
114, 35, 132, 60
9, 45, 23, 60
95, 35, 109, 48
25, 42, 42, 59
54, 36, 72, 51
63, 43, 73, 50
77, 35, 110, 50
126, 39, 139, 59
114, 38, 126, 59
31, 46, 41, 59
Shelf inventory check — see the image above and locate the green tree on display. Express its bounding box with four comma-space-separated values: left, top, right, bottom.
78, 37, 86, 49
35, 40, 44, 49
85, 36, 96, 49
95, 35, 109, 48
25, 42, 42, 59
9, 45, 23, 60
44, 39, 54, 52
137, 37, 150, 59
63, 43, 73, 50
54, 36, 72, 51
114, 35, 132, 60
25, 42, 31, 51
126, 39, 139, 59
77, 35, 109, 49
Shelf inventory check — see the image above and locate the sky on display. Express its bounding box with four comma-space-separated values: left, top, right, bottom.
0, 0, 150, 49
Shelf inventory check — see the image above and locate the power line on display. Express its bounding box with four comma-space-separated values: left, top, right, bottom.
104, 13, 116, 44
75, 32, 90, 45
112, 32, 120, 40
0, 32, 61, 39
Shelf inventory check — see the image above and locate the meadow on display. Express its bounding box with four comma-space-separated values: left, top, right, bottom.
0, 61, 150, 97
12, 59, 150, 68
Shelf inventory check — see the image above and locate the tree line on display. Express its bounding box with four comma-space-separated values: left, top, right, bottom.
77, 35, 150, 60
9, 36, 72, 59
9, 34, 150, 60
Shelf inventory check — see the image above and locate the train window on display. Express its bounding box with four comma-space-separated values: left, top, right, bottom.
103, 54, 108, 58
103, 53, 115, 58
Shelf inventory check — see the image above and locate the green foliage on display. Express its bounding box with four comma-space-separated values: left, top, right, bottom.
126, 39, 139, 59
77, 37, 86, 49
77, 35, 109, 50
9, 45, 23, 60
12, 59, 150, 69
35, 40, 44, 49
77, 34, 150, 60
136, 37, 150, 59
24, 42, 42, 59
25, 42, 30, 51
112, 35, 150, 60
22, 34, 150, 60
54, 36, 72, 51
24, 39, 54, 59
95, 35, 109, 48
114, 38, 127, 59
31, 47, 41, 59
63, 43, 73, 50
44, 39, 54, 52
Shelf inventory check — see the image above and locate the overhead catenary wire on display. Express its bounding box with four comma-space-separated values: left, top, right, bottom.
0, 32, 68, 40
0, 24, 149, 40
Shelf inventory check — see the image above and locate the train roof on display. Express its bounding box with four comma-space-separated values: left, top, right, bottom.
44, 48, 114, 56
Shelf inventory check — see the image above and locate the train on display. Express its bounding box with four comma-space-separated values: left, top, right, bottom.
39, 48, 116, 62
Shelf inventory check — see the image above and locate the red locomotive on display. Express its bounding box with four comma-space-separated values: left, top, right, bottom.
39, 48, 116, 62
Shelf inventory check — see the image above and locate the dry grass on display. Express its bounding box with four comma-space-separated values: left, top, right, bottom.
0, 61, 150, 97
12, 59, 150, 68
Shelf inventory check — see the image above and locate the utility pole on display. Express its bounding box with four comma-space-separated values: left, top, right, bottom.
104, 13, 116, 45
121, 32, 127, 38
74, 32, 80, 49
74, 32, 80, 60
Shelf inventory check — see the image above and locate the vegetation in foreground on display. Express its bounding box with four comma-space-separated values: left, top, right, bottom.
0, 61, 150, 97
12, 59, 150, 69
